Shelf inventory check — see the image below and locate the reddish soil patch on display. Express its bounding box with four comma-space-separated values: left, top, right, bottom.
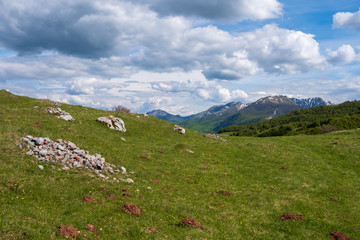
100, 186, 107, 191
121, 203, 143, 215
332, 142, 339, 145
150, 179, 161, 184
179, 218, 202, 228
218, 190, 232, 196
161, 188, 168, 192
107, 194, 117, 199
83, 196, 97, 203
145, 227, 158, 233
216, 203, 224, 207
57, 225, 79, 238
86, 224, 97, 232
122, 193, 131, 198
279, 213, 304, 221
158, 151, 165, 154
280, 166, 288, 170
122, 188, 130, 193
34, 122, 42, 127
330, 232, 352, 240
140, 156, 149, 160
330, 198, 337, 202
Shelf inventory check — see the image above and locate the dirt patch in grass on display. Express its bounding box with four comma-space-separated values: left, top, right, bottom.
218, 190, 232, 196
57, 225, 79, 238
280, 166, 288, 170
179, 218, 202, 228
145, 227, 158, 233
150, 179, 161, 184
85, 224, 97, 232
107, 194, 117, 199
140, 156, 149, 160
121, 203, 143, 215
330, 232, 352, 240
83, 196, 97, 203
122, 188, 131, 198
330, 198, 337, 202
279, 213, 304, 221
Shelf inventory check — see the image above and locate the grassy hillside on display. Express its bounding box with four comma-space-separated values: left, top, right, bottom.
1, 90, 359, 239
219, 101, 360, 137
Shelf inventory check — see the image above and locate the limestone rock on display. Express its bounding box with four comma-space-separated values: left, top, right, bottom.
97, 115, 126, 132
46, 107, 75, 121
174, 125, 185, 135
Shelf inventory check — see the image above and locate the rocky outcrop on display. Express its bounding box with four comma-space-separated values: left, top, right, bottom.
46, 107, 75, 121
22, 136, 128, 180
97, 115, 126, 132
174, 125, 185, 135
204, 134, 226, 142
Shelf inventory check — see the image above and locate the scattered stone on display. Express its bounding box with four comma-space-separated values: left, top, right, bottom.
184, 148, 194, 154
21, 136, 128, 180
179, 218, 202, 228
83, 196, 97, 203
57, 225, 80, 238
204, 134, 226, 141
86, 224, 97, 232
279, 213, 304, 221
121, 203, 143, 215
147, 187, 152, 190
330, 197, 337, 202
97, 115, 126, 132
121, 137, 126, 142
218, 190, 232, 196
330, 232, 352, 240
38, 165, 44, 170
174, 125, 185, 135
46, 107, 75, 121
150, 179, 161, 184
145, 227, 158, 233
126, 178, 134, 184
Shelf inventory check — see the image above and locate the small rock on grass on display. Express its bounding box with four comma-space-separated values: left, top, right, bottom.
38, 165, 44, 170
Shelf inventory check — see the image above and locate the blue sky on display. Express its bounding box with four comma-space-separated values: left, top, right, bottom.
0, 0, 359, 115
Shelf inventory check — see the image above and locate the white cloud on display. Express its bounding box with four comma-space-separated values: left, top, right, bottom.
333, 9, 360, 31
327, 44, 357, 64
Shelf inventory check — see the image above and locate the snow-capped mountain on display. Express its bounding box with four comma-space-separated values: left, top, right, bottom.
291, 97, 333, 108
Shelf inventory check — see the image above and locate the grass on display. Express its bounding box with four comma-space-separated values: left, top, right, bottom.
0, 90, 359, 239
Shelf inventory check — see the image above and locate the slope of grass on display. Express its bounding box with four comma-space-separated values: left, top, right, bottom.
1, 90, 359, 239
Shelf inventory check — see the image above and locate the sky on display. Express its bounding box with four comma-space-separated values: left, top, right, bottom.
0, 0, 359, 115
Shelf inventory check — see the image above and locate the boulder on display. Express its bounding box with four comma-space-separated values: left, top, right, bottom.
46, 107, 75, 121
97, 115, 126, 132
174, 125, 185, 135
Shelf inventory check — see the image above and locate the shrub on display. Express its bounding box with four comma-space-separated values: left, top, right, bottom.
112, 105, 131, 113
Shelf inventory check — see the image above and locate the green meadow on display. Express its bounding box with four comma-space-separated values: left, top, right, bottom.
0, 90, 359, 239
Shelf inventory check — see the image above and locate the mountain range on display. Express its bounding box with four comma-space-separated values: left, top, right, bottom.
147, 96, 333, 132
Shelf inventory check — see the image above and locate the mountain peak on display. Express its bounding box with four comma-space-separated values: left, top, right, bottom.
255, 95, 296, 105
291, 97, 333, 108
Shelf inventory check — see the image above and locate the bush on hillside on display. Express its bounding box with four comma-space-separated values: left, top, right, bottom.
112, 105, 131, 113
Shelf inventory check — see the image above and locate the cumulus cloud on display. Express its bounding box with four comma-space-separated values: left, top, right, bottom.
148, 0, 282, 22
333, 9, 360, 30
152, 79, 248, 102
327, 44, 357, 64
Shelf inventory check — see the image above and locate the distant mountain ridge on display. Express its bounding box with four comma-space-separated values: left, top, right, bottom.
147, 96, 334, 132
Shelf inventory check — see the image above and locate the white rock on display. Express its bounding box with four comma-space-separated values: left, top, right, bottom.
126, 178, 134, 184
121, 137, 126, 142
120, 166, 126, 173
38, 165, 44, 170
174, 125, 185, 135
97, 115, 126, 132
